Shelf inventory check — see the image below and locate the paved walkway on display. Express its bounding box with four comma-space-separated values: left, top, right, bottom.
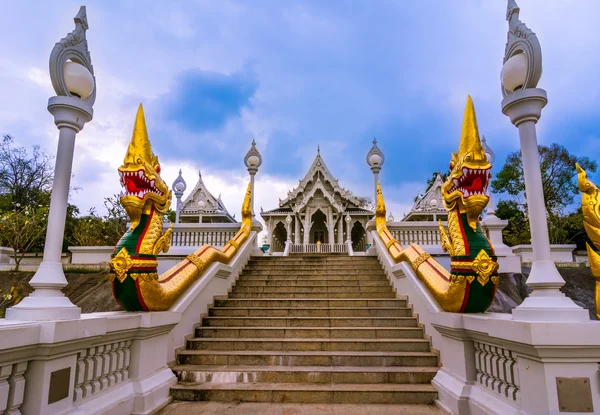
158, 401, 443, 415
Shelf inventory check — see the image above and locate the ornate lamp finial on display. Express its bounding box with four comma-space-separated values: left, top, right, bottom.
49, 6, 96, 105
172, 169, 187, 196
244, 139, 262, 173
501, 0, 542, 97
366, 138, 385, 169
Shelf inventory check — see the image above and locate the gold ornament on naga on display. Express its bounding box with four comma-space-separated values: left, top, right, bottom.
576, 163, 600, 320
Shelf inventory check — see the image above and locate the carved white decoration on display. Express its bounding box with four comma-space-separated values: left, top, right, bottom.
473, 341, 520, 402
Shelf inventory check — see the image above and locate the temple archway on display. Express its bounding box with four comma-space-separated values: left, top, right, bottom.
272, 221, 287, 252
310, 209, 328, 243
351, 221, 366, 251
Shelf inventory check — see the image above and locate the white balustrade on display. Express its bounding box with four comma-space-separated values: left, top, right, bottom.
387, 221, 441, 246
167, 223, 241, 247
290, 243, 348, 254
473, 340, 520, 402
73, 340, 131, 402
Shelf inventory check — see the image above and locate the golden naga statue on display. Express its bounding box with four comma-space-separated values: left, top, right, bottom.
576, 163, 600, 319
376, 96, 499, 312
108, 105, 253, 311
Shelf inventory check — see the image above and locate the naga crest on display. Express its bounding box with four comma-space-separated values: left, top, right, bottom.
442, 96, 491, 231
577, 163, 600, 249
118, 104, 171, 229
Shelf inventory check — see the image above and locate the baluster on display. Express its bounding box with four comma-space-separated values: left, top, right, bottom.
73, 350, 86, 401
107, 342, 118, 387
122, 340, 131, 381
115, 342, 125, 385
82, 347, 95, 398
0, 364, 11, 413
91, 346, 103, 394
5, 362, 27, 414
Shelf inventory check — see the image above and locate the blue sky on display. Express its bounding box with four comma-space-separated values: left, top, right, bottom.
0, 0, 599, 221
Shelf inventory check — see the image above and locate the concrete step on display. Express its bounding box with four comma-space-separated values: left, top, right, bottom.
242, 267, 385, 277
246, 261, 381, 270
195, 326, 425, 339
244, 266, 385, 273
186, 338, 431, 352
170, 382, 438, 404
208, 306, 413, 317
228, 292, 397, 298
173, 365, 438, 384
201, 317, 418, 328
212, 298, 408, 308
248, 257, 379, 263
235, 279, 391, 287
240, 273, 387, 280
176, 350, 439, 367
231, 286, 394, 294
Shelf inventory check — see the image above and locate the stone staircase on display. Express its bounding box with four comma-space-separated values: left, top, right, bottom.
170, 255, 439, 405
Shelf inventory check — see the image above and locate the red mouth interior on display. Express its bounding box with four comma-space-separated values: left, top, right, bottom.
119, 170, 162, 199
448, 168, 491, 197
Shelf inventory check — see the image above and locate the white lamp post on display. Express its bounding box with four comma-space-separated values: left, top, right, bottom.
345, 214, 352, 243
285, 215, 293, 242
7, 7, 95, 321
244, 140, 262, 218
366, 138, 385, 204
172, 169, 186, 223
500, 0, 587, 321
481, 135, 497, 216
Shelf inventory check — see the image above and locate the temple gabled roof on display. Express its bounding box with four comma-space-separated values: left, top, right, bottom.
403, 173, 447, 221
180, 170, 236, 222
277, 151, 365, 210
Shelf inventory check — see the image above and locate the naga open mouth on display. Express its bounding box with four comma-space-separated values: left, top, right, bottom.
119, 170, 164, 199
448, 168, 491, 198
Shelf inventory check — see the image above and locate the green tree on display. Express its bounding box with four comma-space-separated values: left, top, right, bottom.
494, 200, 530, 246
492, 143, 597, 214
102, 194, 128, 245
0, 135, 53, 211
0, 205, 49, 270
492, 143, 597, 246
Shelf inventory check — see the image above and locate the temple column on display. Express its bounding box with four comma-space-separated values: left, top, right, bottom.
337, 216, 344, 244
268, 218, 273, 248
327, 207, 334, 244
294, 214, 301, 244
303, 207, 311, 244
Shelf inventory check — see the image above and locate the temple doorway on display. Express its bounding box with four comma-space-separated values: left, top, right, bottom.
351, 221, 366, 251
272, 221, 287, 252
310, 210, 328, 243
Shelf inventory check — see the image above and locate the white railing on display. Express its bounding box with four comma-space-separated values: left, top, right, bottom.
0, 229, 260, 415
290, 243, 348, 254
167, 223, 241, 247
370, 228, 600, 415
387, 221, 441, 246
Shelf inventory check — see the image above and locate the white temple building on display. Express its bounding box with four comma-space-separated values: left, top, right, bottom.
178, 171, 236, 223
402, 173, 448, 222
261, 150, 373, 253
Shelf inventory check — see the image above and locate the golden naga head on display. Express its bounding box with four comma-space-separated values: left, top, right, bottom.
442, 96, 491, 231
118, 104, 172, 229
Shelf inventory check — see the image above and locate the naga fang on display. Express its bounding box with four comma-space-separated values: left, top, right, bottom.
576, 163, 600, 319
109, 104, 253, 311
376, 96, 499, 312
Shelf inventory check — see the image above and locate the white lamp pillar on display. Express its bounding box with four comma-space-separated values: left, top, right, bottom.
366, 138, 385, 205
7, 7, 95, 321
501, 0, 587, 321
244, 140, 262, 218
172, 169, 187, 223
